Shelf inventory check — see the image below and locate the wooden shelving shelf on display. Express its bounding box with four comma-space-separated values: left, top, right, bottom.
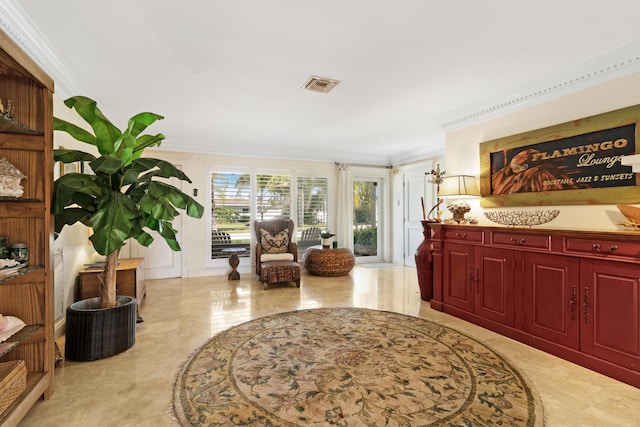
0, 325, 42, 358
0, 28, 54, 426
0, 265, 44, 284
0, 115, 41, 135
0, 372, 51, 427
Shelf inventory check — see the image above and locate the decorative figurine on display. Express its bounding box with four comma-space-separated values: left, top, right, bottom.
0, 158, 26, 197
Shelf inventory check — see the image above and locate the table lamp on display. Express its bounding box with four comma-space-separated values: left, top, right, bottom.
438, 175, 481, 223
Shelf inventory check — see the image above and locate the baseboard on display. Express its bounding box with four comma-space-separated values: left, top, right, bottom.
54, 317, 66, 340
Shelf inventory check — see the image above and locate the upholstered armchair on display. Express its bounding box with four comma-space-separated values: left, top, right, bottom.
254, 219, 301, 289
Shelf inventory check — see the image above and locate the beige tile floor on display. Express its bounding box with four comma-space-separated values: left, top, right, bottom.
19, 264, 640, 426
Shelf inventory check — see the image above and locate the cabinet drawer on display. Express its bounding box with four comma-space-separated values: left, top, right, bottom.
564, 237, 640, 258
491, 231, 551, 250
444, 229, 483, 242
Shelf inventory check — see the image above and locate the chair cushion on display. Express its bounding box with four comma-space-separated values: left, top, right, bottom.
260, 253, 295, 262
260, 228, 289, 254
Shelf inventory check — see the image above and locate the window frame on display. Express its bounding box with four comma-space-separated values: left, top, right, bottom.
207, 166, 332, 268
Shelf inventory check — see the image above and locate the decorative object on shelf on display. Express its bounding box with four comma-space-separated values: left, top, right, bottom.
0, 98, 40, 135
9, 243, 28, 265
0, 258, 25, 278
426, 163, 446, 219
0, 360, 26, 414
0, 98, 13, 118
616, 204, 640, 230
0, 235, 8, 259
320, 231, 335, 249
0, 158, 26, 198
54, 96, 205, 361
438, 175, 481, 223
483, 209, 560, 227
446, 200, 472, 222
0, 315, 26, 343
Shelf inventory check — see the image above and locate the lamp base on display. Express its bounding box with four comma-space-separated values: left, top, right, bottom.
447, 200, 471, 223
452, 212, 467, 223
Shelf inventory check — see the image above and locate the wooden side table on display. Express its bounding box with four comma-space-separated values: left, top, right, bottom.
222, 248, 247, 280
77, 257, 145, 322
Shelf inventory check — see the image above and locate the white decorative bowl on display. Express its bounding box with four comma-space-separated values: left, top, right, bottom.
483, 209, 560, 227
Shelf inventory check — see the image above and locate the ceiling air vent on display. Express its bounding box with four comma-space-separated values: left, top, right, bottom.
302, 76, 341, 93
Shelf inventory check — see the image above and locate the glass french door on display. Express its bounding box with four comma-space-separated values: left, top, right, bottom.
353, 178, 381, 259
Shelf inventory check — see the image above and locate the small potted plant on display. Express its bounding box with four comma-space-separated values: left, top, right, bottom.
320, 231, 335, 249
53, 96, 204, 360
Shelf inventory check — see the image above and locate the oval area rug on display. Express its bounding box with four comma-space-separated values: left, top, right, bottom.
173, 307, 544, 426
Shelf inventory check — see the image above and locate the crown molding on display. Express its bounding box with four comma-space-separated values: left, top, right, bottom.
435, 40, 640, 132
161, 137, 395, 166
0, 0, 88, 98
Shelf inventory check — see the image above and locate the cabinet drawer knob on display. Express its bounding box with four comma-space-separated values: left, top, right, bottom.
592, 243, 600, 251
510, 237, 516, 243
456, 233, 467, 239
608, 245, 618, 253
519, 238, 526, 245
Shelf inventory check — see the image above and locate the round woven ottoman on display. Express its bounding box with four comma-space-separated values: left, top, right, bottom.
303, 247, 355, 276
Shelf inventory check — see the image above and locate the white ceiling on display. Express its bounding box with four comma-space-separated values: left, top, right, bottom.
3, 1, 640, 165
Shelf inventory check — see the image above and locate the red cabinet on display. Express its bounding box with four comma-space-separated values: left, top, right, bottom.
523, 253, 580, 349
429, 224, 640, 388
443, 242, 474, 312
444, 243, 515, 326
581, 259, 640, 371
476, 247, 515, 326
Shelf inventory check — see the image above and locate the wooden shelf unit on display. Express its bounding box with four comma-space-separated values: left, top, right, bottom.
0, 29, 54, 427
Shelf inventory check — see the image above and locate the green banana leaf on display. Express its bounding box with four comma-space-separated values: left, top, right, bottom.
53, 96, 204, 307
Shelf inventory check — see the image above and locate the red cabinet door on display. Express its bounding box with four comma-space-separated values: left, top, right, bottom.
581, 260, 640, 371
523, 253, 580, 349
475, 247, 515, 326
443, 242, 474, 312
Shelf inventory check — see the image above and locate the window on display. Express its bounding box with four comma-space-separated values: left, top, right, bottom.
256, 173, 291, 221
296, 176, 328, 251
210, 172, 251, 259
210, 170, 329, 260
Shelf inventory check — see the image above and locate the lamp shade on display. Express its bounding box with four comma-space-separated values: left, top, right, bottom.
438, 175, 481, 198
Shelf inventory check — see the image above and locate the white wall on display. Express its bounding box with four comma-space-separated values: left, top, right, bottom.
142, 149, 340, 277
50, 97, 396, 326
444, 71, 640, 231
52, 70, 640, 335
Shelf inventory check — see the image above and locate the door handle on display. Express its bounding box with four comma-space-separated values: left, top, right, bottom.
583, 287, 589, 324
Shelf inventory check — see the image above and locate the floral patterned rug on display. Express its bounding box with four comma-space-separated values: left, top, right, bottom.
173, 307, 544, 426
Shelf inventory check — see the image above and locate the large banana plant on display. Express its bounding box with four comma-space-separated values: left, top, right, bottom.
53, 96, 204, 308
